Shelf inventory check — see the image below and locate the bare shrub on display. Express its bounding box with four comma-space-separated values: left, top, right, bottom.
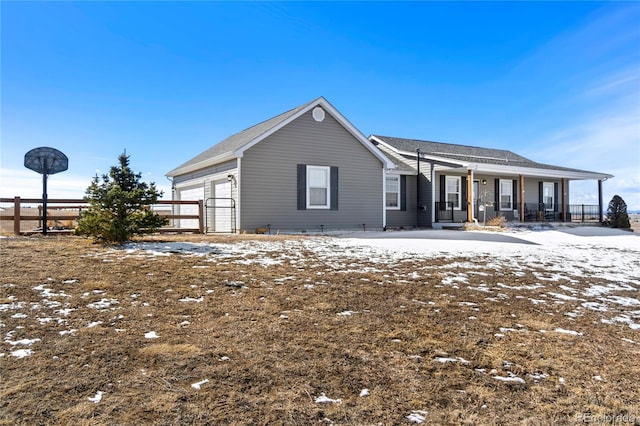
486, 214, 507, 227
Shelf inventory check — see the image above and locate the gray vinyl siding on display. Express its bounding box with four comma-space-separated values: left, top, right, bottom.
434, 173, 469, 223
522, 180, 536, 204
475, 174, 497, 220
417, 167, 433, 227
375, 143, 433, 228
240, 110, 384, 232
523, 178, 567, 219
386, 175, 417, 228
385, 170, 433, 229
522, 178, 564, 205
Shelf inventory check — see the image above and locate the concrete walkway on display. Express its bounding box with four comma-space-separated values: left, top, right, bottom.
339, 229, 539, 245
334, 226, 637, 245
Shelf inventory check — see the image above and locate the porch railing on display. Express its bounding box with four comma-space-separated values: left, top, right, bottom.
523, 203, 600, 222
567, 204, 600, 222
435, 201, 454, 223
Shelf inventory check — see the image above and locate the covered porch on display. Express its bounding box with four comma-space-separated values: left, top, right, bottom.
433, 167, 613, 225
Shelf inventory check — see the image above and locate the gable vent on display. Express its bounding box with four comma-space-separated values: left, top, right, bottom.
312, 106, 325, 122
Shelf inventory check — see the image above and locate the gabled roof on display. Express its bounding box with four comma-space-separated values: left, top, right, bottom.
370, 135, 613, 180
167, 97, 394, 177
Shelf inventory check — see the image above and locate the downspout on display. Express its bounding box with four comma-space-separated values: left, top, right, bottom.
382, 168, 387, 230
416, 149, 421, 228
166, 176, 175, 228
236, 158, 242, 233
430, 160, 435, 226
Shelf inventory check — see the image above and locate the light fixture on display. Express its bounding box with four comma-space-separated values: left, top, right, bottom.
482, 179, 487, 185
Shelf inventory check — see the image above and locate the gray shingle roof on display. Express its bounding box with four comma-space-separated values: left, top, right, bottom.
167, 99, 318, 176
371, 135, 606, 175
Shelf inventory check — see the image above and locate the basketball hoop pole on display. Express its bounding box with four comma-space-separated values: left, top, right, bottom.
42, 159, 48, 235
23, 147, 68, 236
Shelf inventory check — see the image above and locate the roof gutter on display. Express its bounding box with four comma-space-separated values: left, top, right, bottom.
462, 163, 614, 180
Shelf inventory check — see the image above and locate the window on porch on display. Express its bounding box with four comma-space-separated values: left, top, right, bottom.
446, 176, 461, 209
499, 179, 512, 210
542, 182, 554, 211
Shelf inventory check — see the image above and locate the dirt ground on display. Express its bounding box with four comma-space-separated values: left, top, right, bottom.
1, 234, 639, 425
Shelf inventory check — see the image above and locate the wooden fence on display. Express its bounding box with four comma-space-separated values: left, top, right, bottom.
0, 197, 204, 235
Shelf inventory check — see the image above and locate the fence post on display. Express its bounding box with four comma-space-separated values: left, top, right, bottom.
13, 197, 21, 235
198, 200, 204, 234
581, 204, 585, 222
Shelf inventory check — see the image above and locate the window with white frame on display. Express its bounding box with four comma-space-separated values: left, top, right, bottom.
307, 165, 330, 209
385, 176, 400, 209
499, 179, 512, 210
543, 182, 554, 211
446, 176, 461, 209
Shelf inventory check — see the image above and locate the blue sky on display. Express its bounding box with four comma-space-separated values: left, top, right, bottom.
1, 1, 639, 209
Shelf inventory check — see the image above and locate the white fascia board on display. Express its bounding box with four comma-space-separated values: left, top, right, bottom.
369, 135, 612, 180
370, 138, 470, 168
369, 137, 464, 170
166, 152, 236, 177
411, 152, 469, 168
369, 135, 400, 153
386, 169, 417, 176
467, 163, 613, 180
234, 98, 396, 169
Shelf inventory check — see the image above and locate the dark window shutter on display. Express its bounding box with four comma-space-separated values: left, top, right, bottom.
400, 175, 407, 211
439, 175, 446, 210
512, 179, 518, 211
538, 182, 543, 207
297, 164, 306, 210
461, 176, 467, 211
554, 182, 559, 212
494, 179, 500, 211
330, 166, 338, 211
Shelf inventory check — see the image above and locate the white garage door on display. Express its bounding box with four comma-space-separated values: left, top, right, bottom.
177, 186, 202, 229
213, 181, 232, 232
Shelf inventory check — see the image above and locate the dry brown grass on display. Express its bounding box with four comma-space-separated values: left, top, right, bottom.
1, 234, 639, 425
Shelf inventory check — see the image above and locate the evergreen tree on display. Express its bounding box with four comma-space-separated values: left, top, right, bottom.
604, 194, 631, 229
76, 153, 168, 243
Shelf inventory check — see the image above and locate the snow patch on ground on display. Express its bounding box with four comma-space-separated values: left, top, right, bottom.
314, 393, 342, 404
406, 410, 429, 423
88, 390, 103, 403
191, 379, 209, 390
